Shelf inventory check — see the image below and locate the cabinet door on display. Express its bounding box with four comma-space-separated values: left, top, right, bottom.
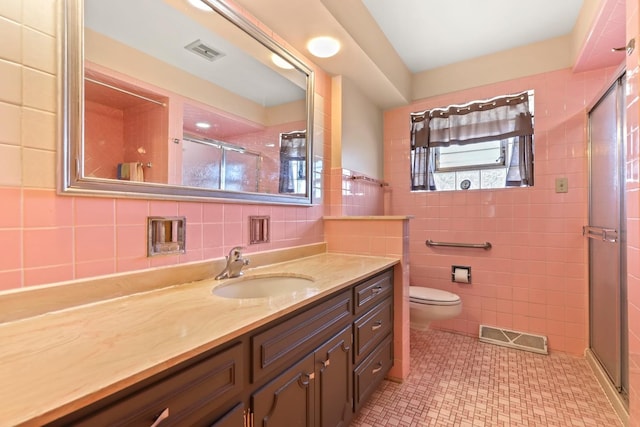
251, 353, 315, 427
315, 326, 353, 427
210, 403, 245, 427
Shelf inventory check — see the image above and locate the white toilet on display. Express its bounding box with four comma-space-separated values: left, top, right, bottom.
409, 286, 462, 330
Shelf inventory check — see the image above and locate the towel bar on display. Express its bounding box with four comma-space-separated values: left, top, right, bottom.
426, 239, 492, 250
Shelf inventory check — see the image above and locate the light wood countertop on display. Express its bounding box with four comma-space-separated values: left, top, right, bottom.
0, 251, 398, 426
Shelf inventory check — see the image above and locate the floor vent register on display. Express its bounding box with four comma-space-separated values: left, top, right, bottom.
479, 325, 548, 355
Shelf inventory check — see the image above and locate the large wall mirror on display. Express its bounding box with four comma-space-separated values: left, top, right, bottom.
60, 0, 315, 205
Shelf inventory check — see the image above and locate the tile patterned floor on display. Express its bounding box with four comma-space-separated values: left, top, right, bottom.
351, 329, 623, 427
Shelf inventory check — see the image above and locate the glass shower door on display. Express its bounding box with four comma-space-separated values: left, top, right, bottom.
586, 74, 627, 395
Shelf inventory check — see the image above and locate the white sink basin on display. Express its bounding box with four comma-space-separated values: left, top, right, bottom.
212, 275, 316, 299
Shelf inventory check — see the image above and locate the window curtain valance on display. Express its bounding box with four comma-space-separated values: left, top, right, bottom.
411, 92, 533, 147
410, 91, 534, 190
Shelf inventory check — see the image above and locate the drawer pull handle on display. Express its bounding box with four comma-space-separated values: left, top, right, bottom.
371, 286, 383, 295
322, 359, 331, 368
301, 371, 315, 385
150, 408, 169, 427
372, 362, 383, 375
371, 320, 383, 331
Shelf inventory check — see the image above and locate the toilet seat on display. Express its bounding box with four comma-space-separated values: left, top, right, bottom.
410, 286, 461, 306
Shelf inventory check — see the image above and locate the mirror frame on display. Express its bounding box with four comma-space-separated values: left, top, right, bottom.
58, 0, 315, 205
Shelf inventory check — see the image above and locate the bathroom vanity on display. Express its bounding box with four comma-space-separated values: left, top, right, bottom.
0, 250, 398, 426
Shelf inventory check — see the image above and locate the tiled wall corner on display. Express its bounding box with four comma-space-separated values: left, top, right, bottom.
324, 217, 411, 380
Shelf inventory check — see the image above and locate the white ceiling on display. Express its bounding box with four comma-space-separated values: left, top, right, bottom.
234, 0, 627, 108
361, 0, 585, 73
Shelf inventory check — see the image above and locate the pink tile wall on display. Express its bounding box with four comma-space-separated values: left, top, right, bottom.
383, 66, 620, 355
0, 0, 331, 292
0, 187, 326, 289
626, 0, 640, 424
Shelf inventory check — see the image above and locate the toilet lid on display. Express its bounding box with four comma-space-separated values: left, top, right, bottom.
410, 287, 461, 306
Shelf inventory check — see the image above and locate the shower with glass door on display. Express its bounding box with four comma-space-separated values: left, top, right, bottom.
585, 71, 627, 405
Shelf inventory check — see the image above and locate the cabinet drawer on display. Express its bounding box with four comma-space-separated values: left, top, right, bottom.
252, 289, 352, 383
353, 297, 393, 364
353, 269, 393, 316
53, 343, 244, 427
353, 335, 393, 411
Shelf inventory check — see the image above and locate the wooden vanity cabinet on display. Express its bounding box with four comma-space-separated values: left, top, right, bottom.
249, 290, 354, 427
249, 324, 354, 427
47, 268, 395, 427
246, 268, 394, 426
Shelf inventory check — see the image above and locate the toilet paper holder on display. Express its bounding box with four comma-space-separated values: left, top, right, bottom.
452, 265, 471, 283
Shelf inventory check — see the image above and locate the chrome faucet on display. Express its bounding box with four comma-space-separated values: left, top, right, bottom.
215, 246, 250, 280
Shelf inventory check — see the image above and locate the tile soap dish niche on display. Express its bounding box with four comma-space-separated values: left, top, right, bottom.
148, 216, 186, 256
249, 215, 270, 244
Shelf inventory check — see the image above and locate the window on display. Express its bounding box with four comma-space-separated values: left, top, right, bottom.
410, 91, 534, 191
278, 131, 307, 194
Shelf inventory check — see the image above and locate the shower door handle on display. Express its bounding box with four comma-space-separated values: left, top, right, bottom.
582, 225, 618, 243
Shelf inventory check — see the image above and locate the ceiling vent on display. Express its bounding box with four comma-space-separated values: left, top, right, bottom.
184, 39, 225, 62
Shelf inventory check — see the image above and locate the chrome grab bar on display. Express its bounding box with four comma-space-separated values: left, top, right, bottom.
426, 240, 492, 250
582, 225, 618, 243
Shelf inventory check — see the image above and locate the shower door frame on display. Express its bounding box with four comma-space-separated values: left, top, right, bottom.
586, 69, 627, 398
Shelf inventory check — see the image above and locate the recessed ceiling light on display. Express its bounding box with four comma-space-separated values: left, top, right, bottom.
195, 121, 211, 129
307, 36, 340, 58
271, 53, 294, 70
187, 0, 212, 12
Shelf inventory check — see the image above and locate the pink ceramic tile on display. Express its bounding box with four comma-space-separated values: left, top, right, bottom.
148, 200, 178, 217
75, 260, 115, 279
178, 202, 203, 223
149, 254, 179, 268
23, 228, 73, 268
74, 197, 115, 226
223, 204, 243, 223
116, 225, 147, 259
23, 189, 73, 227
223, 221, 243, 248
115, 198, 148, 225
116, 257, 150, 273
0, 270, 22, 291
75, 226, 116, 263
23, 265, 74, 287
0, 187, 21, 227
202, 203, 224, 223
0, 229, 21, 271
